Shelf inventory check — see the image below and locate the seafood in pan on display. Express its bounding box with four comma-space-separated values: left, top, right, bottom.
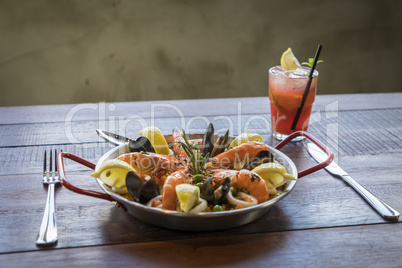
91, 124, 295, 213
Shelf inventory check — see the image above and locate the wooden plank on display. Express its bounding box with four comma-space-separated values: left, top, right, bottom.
1, 93, 401, 125
1, 108, 401, 147
313, 92, 402, 111
0, 144, 111, 176
0, 114, 273, 147
1, 223, 401, 267
1, 122, 401, 176
1, 151, 401, 253
0, 108, 401, 155
0, 128, 400, 177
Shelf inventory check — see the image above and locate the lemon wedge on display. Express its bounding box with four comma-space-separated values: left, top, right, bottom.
229, 132, 265, 149
91, 159, 135, 192
138, 126, 170, 155
280, 47, 302, 70
252, 162, 295, 193
176, 184, 200, 213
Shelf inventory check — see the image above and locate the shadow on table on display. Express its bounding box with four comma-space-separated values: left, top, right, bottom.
113, 222, 290, 266
98, 203, 292, 265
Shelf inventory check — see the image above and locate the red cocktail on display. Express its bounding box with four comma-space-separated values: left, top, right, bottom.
268, 66, 318, 141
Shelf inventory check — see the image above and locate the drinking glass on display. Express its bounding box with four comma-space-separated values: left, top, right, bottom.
268, 66, 319, 141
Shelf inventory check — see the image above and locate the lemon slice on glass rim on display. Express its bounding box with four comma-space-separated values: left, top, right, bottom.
138, 126, 170, 155
280, 47, 302, 70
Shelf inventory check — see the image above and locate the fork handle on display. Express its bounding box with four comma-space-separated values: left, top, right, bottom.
36, 184, 58, 246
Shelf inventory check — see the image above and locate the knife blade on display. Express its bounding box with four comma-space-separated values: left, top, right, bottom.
96, 129, 156, 153
307, 143, 399, 220
96, 129, 132, 146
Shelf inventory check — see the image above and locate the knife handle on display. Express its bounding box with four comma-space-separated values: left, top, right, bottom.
341, 175, 400, 220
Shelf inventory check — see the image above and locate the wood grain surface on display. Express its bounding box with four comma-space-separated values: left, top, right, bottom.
1, 93, 401, 267
2, 223, 401, 268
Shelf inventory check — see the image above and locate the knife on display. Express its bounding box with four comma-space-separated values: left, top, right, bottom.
96, 129, 132, 146
96, 129, 156, 153
307, 143, 400, 220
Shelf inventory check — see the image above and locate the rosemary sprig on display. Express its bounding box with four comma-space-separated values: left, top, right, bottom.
176, 129, 210, 175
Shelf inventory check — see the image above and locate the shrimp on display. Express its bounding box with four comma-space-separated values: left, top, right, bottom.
118, 152, 187, 185
210, 169, 269, 203
205, 141, 270, 170
161, 171, 187, 210
172, 128, 190, 163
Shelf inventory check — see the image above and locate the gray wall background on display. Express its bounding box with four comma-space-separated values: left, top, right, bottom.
1, 0, 401, 107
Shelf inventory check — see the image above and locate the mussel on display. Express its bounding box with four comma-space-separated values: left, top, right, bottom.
243, 150, 274, 170
210, 129, 230, 157
200, 177, 215, 204
128, 136, 155, 153
200, 123, 214, 157
200, 176, 231, 205
126, 171, 160, 204
200, 123, 230, 158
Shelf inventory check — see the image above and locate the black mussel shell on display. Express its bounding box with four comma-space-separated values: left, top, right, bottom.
200, 123, 214, 157
128, 140, 146, 153
200, 176, 231, 205
128, 136, 155, 153
138, 178, 160, 204
136, 136, 155, 153
243, 150, 274, 170
126, 171, 160, 204
210, 129, 230, 157
126, 171, 146, 202
200, 177, 215, 204
213, 177, 230, 205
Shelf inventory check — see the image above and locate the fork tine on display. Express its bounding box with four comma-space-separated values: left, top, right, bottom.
54, 150, 56, 171
50, 150, 53, 173
54, 149, 61, 183
43, 151, 47, 174
43, 151, 47, 182
50, 150, 53, 181
54, 149, 58, 180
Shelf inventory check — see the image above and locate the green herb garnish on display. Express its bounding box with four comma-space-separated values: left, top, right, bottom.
176, 130, 210, 175
301, 58, 323, 67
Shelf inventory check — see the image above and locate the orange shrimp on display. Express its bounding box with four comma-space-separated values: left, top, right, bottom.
118, 152, 187, 185
172, 128, 190, 163
210, 169, 269, 203
205, 141, 270, 170
161, 171, 187, 210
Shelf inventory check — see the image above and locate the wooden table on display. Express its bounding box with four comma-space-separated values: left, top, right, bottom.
1, 93, 401, 267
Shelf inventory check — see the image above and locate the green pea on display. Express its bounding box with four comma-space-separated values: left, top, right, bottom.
194, 174, 203, 183
230, 187, 237, 195
213, 205, 223, 212
196, 182, 203, 188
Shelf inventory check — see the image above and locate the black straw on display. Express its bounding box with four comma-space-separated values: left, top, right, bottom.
291, 44, 323, 130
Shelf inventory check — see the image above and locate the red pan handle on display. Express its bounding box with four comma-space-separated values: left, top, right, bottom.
57, 152, 127, 211
274, 131, 334, 178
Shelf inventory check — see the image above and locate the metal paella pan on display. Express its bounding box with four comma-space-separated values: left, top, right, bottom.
58, 131, 333, 231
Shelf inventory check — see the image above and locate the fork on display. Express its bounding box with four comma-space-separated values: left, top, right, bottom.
36, 150, 60, 246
